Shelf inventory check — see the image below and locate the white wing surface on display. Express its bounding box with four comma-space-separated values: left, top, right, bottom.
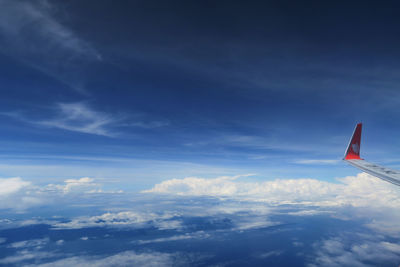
344, 123, 400, 186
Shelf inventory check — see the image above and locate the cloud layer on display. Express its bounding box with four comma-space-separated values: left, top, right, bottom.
31, 251, 176, 267
2, 172, 400, 266
0, 176, 111, 210
143, 173, 400, 208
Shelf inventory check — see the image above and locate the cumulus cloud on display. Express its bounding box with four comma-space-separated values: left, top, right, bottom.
46, 177, 99, 193
143, 173, 400, 236
2, 172, 400, 266
3, 172, 400, 238
0, 177, 41, 210
0, 176, 115, 211
0, 177, 30, 195
142, 174, 263, 197
142, 174, 339, 201
143, 173, 400, 208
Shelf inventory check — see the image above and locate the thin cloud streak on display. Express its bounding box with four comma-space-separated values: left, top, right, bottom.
2, 102, 169, 137
0, 0, 101, 93
294, 159, 340, 165
38, 102, 119, 137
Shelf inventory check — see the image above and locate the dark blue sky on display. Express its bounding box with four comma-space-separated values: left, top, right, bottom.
1, 0, 400, 189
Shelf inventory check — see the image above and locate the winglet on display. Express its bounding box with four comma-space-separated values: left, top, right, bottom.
344, 123, 362, 160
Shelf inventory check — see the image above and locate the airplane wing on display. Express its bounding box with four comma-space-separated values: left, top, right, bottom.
344, 123, 400, 186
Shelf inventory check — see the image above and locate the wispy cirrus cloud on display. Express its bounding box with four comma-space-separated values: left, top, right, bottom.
0, 0, 101, 93
38, 102, 120, 137
135, 231, 209, 245
3, 102, 169, 137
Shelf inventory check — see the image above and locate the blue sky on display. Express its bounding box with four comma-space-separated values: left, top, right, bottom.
3, 1, 400, 266
3, 1, 400, 190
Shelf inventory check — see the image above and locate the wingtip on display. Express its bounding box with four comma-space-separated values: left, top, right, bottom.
344, 123, 362, 160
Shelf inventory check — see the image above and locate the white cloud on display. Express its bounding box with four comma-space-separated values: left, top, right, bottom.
143, 173, 400, 236
52, 211, 177, 230
234, 216, 276, 230
143, 173, 400, 208
293, 159, 340, 165
28, 251, 176, 267
9, 238, 48, 249
0, 251, 55, 265
287, 210, 332, 216
142, 174, 257, 196
125, 120, 170, 129
256, 250, 283, 259
2, 172, 400, 266
2, 172, 400, 238
153, 220, 182, 230
46, 177, 99, 193
0, 175, 117, 211
136, 231, 209, 245
308, 235, 400, 267
0, 177, 30, 195
0, 0, 100, 57
4, 102, 169, 137
1, 249, 177, 267
0, 177, 41, 210
38, 102, 120, 137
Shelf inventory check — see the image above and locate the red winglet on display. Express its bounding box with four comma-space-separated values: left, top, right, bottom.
344, 123, 362, 160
